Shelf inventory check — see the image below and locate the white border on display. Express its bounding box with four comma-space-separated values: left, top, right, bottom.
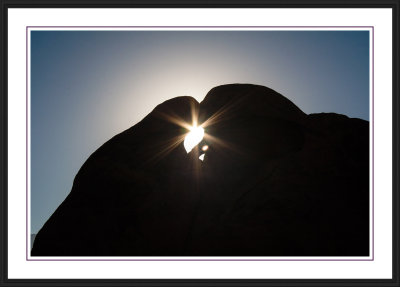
8, 8, 393, 279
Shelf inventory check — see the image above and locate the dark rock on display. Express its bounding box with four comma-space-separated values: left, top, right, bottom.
31, 234, 36, 250
32, 84, 369, 256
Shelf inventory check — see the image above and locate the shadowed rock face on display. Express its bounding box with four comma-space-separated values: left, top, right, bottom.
32, 84, 369, 256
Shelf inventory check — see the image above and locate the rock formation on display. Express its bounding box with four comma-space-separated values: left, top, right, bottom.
32, 84, 369, 256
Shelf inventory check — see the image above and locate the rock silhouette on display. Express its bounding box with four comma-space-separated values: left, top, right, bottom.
32, 84, 369, 256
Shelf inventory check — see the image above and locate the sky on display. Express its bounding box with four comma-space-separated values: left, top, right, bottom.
30, 30, 370, 234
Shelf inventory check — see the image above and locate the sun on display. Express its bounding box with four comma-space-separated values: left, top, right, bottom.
184, 125, 204, 153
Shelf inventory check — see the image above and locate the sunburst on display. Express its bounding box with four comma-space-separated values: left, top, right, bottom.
148, 96, 243, 163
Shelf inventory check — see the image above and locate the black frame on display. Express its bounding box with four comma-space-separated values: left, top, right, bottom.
1, 0, 399, 286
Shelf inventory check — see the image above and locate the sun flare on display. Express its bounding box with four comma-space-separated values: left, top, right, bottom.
184, 126, 204, 153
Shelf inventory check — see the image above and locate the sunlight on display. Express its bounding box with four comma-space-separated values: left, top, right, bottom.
199, 154, 205, 161
184, 126, 204, 153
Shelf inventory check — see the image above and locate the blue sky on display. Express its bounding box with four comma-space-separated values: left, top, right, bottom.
31, 30, 370, 234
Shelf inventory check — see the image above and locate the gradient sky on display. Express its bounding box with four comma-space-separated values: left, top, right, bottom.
31, 30, 370, 234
